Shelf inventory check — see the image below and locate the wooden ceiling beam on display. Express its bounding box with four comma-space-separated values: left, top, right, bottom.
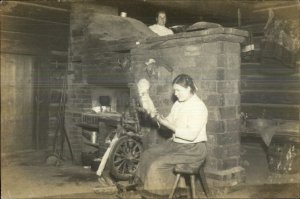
1, 14, 69, 25
5, 1, 69, 12
253, 3, 300, 12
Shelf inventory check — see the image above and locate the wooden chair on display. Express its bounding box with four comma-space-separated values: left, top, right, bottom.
169, 163, 211, 198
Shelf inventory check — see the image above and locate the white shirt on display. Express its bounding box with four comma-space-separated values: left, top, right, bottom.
166, 94, 208, 143
148, 24, 174, 36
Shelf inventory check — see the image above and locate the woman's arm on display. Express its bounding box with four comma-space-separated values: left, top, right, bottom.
156, 101, 208, 142
155, 114, 176, 132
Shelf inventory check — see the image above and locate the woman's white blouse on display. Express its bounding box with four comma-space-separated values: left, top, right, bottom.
166, 94, 208, 143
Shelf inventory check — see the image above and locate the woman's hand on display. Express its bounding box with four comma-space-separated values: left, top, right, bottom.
154, 113, 175, 132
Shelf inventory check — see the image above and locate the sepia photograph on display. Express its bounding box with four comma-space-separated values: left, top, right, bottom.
1, 0, 299, 198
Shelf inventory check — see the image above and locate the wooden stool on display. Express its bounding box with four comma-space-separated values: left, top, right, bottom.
169, 163, 210, 199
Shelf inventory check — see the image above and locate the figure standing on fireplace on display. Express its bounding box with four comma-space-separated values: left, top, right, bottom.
134, 74, 208, 197
149, 10, 174, 36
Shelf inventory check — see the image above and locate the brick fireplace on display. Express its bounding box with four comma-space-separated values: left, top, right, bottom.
66, 3, 248, 187
129, 29, 248, 186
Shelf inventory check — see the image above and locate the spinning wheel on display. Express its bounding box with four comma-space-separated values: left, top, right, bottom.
109, 136, 143, 180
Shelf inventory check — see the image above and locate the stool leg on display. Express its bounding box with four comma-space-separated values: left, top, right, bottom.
190, 175, 196, 199
199, 167, 210, 197
169, 174, 181, 199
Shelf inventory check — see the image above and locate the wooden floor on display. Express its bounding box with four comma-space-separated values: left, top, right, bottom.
1, 141, 299, 199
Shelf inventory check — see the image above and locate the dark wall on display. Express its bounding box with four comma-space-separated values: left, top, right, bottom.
65, 3, 119, 162
1, 1, 70, 153
240, 17, 300, 140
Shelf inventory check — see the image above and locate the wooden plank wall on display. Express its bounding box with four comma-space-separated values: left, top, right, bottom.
240, 24, 300, 137
1, 1, 70, 153
1, 1, 70, 55
1, 54, 34, 152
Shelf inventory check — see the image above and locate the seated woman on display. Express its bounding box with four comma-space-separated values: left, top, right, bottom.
134, 74, 208, 197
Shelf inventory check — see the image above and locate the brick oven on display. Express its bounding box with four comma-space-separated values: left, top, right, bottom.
66, 3, 249, 187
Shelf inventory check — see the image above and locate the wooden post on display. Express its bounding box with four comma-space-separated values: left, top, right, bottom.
238, 8, 241, 27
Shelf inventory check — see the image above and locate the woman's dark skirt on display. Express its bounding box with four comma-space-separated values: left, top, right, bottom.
135, 140, 207, 196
